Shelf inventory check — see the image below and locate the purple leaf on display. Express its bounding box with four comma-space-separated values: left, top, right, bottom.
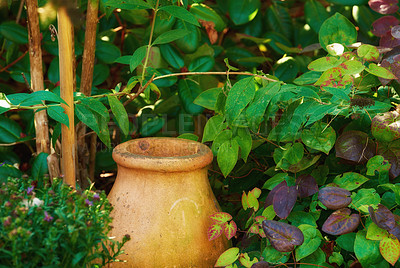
335, 131, 375, 165
273, 184, 298, 219
388, 224, 400, 241
391, 25, 400, 38
296, 175, 318, 198
322, 208, 361, 235
380, 31, 400, 48
369, 0, 399, 14
377, 139, 400, 179
262, 220, 304, 252
372, 16, 400, 37
368, 204, 396, 230
318, 186, 352, 210
265, 181, 287, 207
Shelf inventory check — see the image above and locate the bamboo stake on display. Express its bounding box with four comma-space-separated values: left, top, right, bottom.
58, 7, 76, 188
77, 0, 99, 187
26, 0, 50, 155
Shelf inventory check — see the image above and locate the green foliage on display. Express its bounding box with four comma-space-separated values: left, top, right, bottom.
0, 176, 129, 267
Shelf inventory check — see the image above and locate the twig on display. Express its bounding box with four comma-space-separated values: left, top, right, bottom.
141, 0, 159, 81
16, 0, 25, 23
152, 71, 280, 82
123, 74, 156, 107
0, 50, 28, 72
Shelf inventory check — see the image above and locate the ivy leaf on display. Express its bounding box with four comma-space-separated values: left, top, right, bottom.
296, 175, 318, 198
332, 172, 369, 191
242, 192, 248, 210
217, 140, 239, 177
357, 44, 379, 61
207, 223, 223, 241
380, 236, 400, 266
366, 63, 396, 79
295, 224, 322, 261
262, 220, 304, 252
214, 247, 240, 267
159, 5, 200, 26
210, 212, 232, 224
318, 187, 352, 210
234, 127, 252, 162
225, 77, 256, 125
355, 230, 382, 267
273, 183, 297, 219
247, 191, 259, 211
368, 204, 396, 231
367, 222, 389, 241
301, 122, 336, 154
202, 115, 226, 142
223, 221, 237, 240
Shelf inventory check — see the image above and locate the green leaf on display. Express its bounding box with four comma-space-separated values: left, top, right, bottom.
114, 55, 131, 65
350, 189, 381, 213
274, 56, 299, 82
287, 211, 317, 227
178, 79, 204, 115
212, 129, 233, 155
266, 4, 292, 37
159, 44, 184, 69
75, 103, 99, 133
304, 0, 329, 33
367, 222, 389, 241
228, 0, 260, 25
329, 252, 344, 267
293, 71, 323, 85
190, 3, 226, 31
51, 123, 61, 149
366, 63, 396, 79
308, 57, 344, 72
20, 91, 67, 106
262, 173, 292, 190
130, 45, 147, 72
0, 21, 28, 44
357, 44, 379, 61
246, 82, 281, 129
104, 0, 153, 10
217, 140, 239, 177
0, 115, 22, 143
214, 247, 240, 267
194, 87, 221, 110
295, 224, 322, 261
152, 29, 191, 45
210, 212, 232, 223
379, 184, 400, 206
177, 133, 199, 141
268, 99, 302, 142
32, 152, 49, 180
336, 233, 356, 252
301, 122, 336, 154
48, 57, 60, 84
94, 112, 111, 148
108, 95, 129, 136
367, 155, 391, 176
275, 143, 304, 170
202, 115, 227, 142
340, 60, 365, 76
188, 56, 215, 72
79, 98, 109, 119
47, 106, 69, 127
355, 230, 383, 267
159, 5, 200, 26
225, 77, 256, 124
234, 128, 252, 162
319, 13, 357, 52
173, 20, 200, 53
140, 115, 165, 136
95, 41, 121, 64
92, 64, 110, 86
333, 172, 369, 191
0, 164, 23, 181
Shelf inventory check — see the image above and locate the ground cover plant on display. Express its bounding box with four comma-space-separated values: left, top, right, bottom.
2, 0, 400, 267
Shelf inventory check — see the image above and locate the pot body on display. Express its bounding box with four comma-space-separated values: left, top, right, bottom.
109, 138, 229, 267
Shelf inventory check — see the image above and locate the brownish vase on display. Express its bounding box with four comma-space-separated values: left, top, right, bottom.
108, 137, 230, 267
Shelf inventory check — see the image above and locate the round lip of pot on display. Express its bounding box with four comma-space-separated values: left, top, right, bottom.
112, 137, 213, 172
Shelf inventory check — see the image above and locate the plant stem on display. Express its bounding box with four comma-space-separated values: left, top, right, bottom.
153, 71, 280, 82
141, 0, 159, 82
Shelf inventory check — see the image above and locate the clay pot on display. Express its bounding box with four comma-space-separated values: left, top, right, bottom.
109, 137, 229, 267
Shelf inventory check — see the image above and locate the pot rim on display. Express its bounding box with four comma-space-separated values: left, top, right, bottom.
112, 137, 213, 172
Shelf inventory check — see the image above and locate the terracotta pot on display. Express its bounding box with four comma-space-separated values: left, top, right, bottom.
109, 137, 229, 267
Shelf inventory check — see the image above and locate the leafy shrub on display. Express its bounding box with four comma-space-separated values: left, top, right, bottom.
0, 175, 129, 267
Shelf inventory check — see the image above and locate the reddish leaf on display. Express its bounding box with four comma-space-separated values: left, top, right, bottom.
318, 186, 352, 210
296, 174, 318, 198
369, 204, 396, 231
372, 16, 399, 37
223, 221, 237, 240
389, 224, 400, 241
265, 181, 287, 207
377, 140, 400, 179
379, 236, 400, 265
335, 131, 375, 165
251, 261, 271, 268
262, 220, 304, 252
208, 223, 223, 241
369, 0, 399, 14
273, 184, 298, 219
322, 208, 361, 235
210, 212, 232, 224
380, 31, 400, 48
199, 19, 218, 45
255, 216, 267, 224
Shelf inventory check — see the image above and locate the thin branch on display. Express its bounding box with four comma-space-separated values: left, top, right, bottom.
141, 0, 159, 81
153, 71, 280, 82
123, 73, 156, 107
0, 50, 28, 72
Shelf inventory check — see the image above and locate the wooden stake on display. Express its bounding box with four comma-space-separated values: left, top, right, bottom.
58, 7, 76, 188
26, 0, 50, 155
